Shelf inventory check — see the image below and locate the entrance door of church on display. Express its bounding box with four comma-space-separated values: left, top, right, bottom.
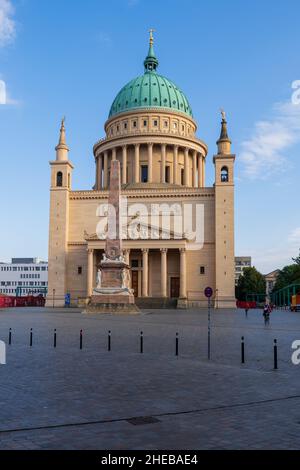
132, 271, 139, 297
170, 277, 180, 298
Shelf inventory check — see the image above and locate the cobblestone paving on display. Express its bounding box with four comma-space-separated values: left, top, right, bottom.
0, 307, 300, 449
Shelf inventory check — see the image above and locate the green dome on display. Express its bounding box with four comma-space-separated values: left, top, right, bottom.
108, 37, 193, 119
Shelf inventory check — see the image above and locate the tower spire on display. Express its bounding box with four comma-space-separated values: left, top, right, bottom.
144, 29, 159, 72
55, 117, 69, 161
217, 109, 231, 155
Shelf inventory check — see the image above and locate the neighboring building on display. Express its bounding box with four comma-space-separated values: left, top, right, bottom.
0, 258, 48, 296
46, 34, 236, 308
235, 256, 252, 285
264, 269, 280, 297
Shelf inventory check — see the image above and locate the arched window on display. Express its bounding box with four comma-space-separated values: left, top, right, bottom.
56, 171, 63, 187
221, 166, 229, 183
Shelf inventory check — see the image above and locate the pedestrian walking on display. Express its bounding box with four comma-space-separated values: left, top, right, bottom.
245, 302, 249, 318
263, 304, 270, 326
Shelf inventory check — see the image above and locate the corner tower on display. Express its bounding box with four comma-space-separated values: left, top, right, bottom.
46, 119, 74, 307
213, 111, 236, 308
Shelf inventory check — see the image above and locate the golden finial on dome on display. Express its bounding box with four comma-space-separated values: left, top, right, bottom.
149, 28, 155, 47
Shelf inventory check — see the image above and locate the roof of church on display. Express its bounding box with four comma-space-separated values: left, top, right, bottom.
108, 33, 193, 119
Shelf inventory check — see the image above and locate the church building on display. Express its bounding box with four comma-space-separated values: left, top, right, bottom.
46, 33, 236, 309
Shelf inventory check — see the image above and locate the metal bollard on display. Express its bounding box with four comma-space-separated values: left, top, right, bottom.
8, 328, 12, 346
140, 331, 143, 354
54, 329, 57, 348
175, 332, 179, 357
30, 328, 33, 347
274, 339, 278, 370
108, 331, 111, 352
241, 336, 245, 364
80, 329, 83, 350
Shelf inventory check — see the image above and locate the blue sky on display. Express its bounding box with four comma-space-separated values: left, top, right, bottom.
0, 0, 299, 273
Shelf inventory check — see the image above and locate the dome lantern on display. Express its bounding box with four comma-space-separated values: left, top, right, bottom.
144, 29, 159, 72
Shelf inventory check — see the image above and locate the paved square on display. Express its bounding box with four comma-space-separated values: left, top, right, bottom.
0, 307, 300, 449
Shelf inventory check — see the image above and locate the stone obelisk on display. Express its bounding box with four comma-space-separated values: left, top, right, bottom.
85, 159, 139, 314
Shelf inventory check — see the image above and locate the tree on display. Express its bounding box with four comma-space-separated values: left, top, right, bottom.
235, 267, 266, 301
292, 249, 300, 266
272, 250, 300, 293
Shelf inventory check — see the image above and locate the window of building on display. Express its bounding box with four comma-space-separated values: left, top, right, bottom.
124, 122, 127, 130
200, 266, 205, 275
164, 120, 168, 128
141, 165, 148, 183
133, 120, 137, 128
153, 120, 158, 127
78, 266, 82, 275
143, 120, 147, 127
131, 260, 139, 268
165, 166, 170, 183
56, 172, 63, 187
221, 166, 229, 182
173, 122, 177, 129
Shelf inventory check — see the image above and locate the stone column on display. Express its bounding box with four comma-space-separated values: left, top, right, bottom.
87, 248, 94, 297
198, 154, 202, 188
148, 143, 153, 183
173, 145, 178, 185
142, 249, 149, 297
193, 150, 197, 188
160, 248, 168, 298
95, 157, 99, 190
161, 144, 166, 183
179, 248, 187, 298
184, 148, 189, 186
112, 147, 117, 161
104, 151, 108, 189
98, 154, 103, 189
202, 156, 206, 187
123, 249, 130, 265
134, 144, 140, 183
122, 145, 127, 185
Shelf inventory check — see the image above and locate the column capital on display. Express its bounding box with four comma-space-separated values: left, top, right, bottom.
87, 248, 94, 254
160, 248, 168, 253
122, 144, 127, 150
161, 143, 167, 149
147, 142, 154, 147
134, 143, 140, 149
179, 247, 186, 254
184, 147, 189, 154
141, 248, 149, 253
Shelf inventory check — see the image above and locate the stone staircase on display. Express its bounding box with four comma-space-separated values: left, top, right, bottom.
135, 297, 178, 309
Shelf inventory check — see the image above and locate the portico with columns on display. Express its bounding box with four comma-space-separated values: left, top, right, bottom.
84, 238, 188, 301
